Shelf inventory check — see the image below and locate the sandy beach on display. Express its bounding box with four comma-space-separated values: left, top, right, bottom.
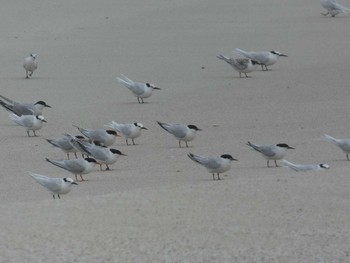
1, 0, 350, 262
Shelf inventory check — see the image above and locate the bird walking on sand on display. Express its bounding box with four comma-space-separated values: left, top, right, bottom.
217, 54, 258, 78
23, 54, 38, 78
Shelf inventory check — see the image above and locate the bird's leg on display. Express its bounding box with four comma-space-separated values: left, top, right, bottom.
275, 160, 278, 167
239, 72, 242, 78
212, 174, 215, 180
217, 174, 221, 180
27, 130, 30, 137
126, 139, 129, 145
105, 165, 110, 171
244, 73, 248, 78
185, 141, 189, 147
75, 175, 78, 181
33, 130, 37, 137
347, 154, 349, 161
53, 194, 55, 199
137, 97, 141, 103
141, 98, 144, 103
132, 138, 135, 145
25, 71, 29, 78
80, 174, 85, 181
58, 194, 61, 199
99, 164, 103, 171
267, 160, 270, 168
67, 153, 70, 159
74, 153, 78, 159
179, 140, 182, 148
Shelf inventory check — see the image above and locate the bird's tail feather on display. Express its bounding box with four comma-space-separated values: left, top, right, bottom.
324, 134, 339, 144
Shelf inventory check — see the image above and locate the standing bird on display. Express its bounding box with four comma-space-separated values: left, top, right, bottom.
321, 0, 349, 16
75, 140, 126, 170
281, 159, 330, 172
9, 113, 46, 136
0, 94, 51, 116
324, 134, 350, 160
117, 74, 160, 103
105, 121, 147, 145
157, 121, 201, 148
28, 172, 77, 199
235, 48, 287, 71
73, 125, 118, 146
23, 54, 38, 78
216, 54, 258, 78
46, 134, 86, 159
247, 141, 294, 167
46, 157, 97, 181
187, 153, 237, 180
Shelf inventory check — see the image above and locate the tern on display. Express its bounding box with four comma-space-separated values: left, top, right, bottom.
235, 48, 287, 71
217, 54, 258, 78
188, 153, 237, 180
0, 94, 51, 116
117, 74, 160, 103
23, 54, 38, 78
73, 125, 118, 146
28, 172, 77, 199
46, 134, 87, 159
46, 157, 97, 181
247, 141, 294, 167
281, 159, 330, 172
75, 140, 126, 170
9, 113, 46, 136
157, 121, 201, 148
105, 121, 147, 145
324, 134, 350, 160
321, 0, 349, 16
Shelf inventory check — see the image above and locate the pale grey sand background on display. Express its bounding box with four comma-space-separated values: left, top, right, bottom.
1, 0, 350, 262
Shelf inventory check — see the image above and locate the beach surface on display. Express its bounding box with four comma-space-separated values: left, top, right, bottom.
1, 0, 350, 262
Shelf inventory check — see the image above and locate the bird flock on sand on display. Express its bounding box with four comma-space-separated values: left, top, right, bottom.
0, 0, 348, 199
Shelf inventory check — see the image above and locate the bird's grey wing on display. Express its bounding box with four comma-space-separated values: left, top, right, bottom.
120, 124, 133, 137
17, 103, 35, 115
189, 154, 220, 169
169, 125, 187, 138
336, 140, 350, 152
250, 52, 270, 64
130, 82, 145, 95
257, 146, 276, 157
30, 174, 62, 192
50, 137, 73, 151
234, 59, 249, 70
64, 160, 86, 173
88, 147, 108, 161
20, 116, 35, 128
204, 158, 221, 170
0, 94, 15, 104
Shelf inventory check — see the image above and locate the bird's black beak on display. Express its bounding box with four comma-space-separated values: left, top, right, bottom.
72, 182, 78, 185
